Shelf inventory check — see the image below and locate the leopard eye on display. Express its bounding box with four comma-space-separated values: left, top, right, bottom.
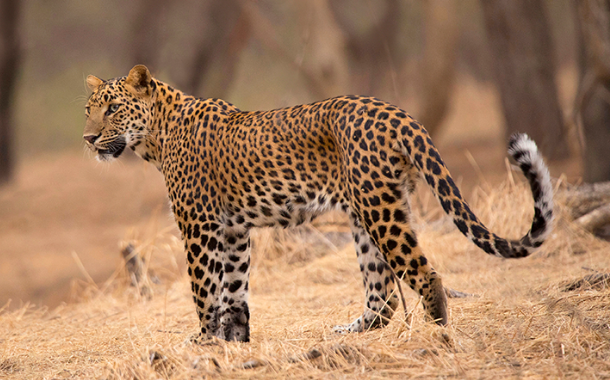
85, 106, 90, 116
106, 103, 120, 116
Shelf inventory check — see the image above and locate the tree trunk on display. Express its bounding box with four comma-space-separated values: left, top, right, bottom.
180, 0, 249, 98
480, 0, 569, 161
294, 0, 349, 98
575, 0, 610, 182
241, 1, 335, 99
0, 0, 20, 185
328, 0, 401, 98
418, 0, 459, 137
581, 85, 610, 181
130, 0, 168, 70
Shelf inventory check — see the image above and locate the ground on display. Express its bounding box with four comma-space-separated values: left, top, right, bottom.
0, 152, 170, 308
1, 176, 609, 379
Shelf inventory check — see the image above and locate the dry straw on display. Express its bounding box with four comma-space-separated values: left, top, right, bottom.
1, 171, 610, 379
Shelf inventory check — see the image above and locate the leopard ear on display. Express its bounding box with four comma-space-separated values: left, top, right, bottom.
125, 64, 152, 95
86, 75, 104, 91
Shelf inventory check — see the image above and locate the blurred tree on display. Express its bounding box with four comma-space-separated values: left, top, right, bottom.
328, 0, 402, 98
481, 0, 569, 161
130, 1, 248, 99
0, 0, 20, 184
295, 0, 349, 98
242, 1, 341, 99
418, 0, 459, 137
179, 0, 250, 98
130, 0, 168, 70
574, 0, 610, 182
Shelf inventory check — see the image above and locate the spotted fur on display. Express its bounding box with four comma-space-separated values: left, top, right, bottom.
83, 65, 554, 342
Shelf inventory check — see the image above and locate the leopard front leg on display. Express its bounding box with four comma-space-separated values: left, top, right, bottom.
216, 229, 251, 342
184, 220, 225, 343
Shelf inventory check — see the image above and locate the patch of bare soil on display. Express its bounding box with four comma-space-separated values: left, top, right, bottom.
0, 152, 174, 308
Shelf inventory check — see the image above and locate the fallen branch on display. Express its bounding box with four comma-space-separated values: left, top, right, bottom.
561, 273, 610, 292
121, 244, 145, 287
560, 181, 610, 237
564, 181, 610, 220
445, 287, 477, 298
573, 204, 610, 233
120, 243, 159, 296
148, 350, 176, 376
236, 344, 358, 371
237, 359, 267, 370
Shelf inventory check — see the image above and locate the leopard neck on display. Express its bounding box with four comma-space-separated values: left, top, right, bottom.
134, 79, 190, 171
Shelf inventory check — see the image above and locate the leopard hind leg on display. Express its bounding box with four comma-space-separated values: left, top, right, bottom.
333, 210, 400, 333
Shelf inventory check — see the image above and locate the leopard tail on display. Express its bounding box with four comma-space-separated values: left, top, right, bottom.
399, 129, 553, 258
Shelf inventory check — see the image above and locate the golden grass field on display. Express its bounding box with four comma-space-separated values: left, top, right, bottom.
2, 169, 609, 379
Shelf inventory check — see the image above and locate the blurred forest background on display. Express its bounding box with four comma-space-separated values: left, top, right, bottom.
0, 0, 609, 309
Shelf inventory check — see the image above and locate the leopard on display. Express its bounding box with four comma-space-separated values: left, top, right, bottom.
83, 65, 554, 343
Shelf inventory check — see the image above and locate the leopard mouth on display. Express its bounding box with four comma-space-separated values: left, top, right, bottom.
96, 136, 127, 159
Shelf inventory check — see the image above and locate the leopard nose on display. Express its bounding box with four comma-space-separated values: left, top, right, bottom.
83, 134, 99, 144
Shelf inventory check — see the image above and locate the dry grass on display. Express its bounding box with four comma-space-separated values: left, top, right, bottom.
2, 173, 610, 379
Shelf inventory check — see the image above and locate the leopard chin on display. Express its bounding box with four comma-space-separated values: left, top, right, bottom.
95, 136, 126, 161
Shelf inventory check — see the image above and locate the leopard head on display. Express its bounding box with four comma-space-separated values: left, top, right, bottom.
83, 65, 155, 161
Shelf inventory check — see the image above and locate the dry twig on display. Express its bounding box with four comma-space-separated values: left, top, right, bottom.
562, 272, 610, 291
445, 287, 477, 298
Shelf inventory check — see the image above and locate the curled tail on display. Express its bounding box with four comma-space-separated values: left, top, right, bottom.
401, 129, 553, 258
